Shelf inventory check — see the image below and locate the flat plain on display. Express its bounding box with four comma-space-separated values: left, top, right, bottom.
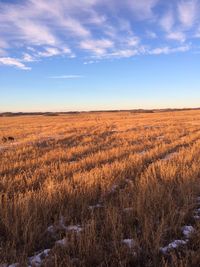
0, 110, 200, 267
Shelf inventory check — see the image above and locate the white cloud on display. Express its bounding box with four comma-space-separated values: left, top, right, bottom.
108, 49, 139, 58
160, 10, 174, 32
126, 37, 140, 47
49, 75, 84, 79
0, 57, 30, 70
178, 0, 198, 28
0, 0, 198, 69
80, 39, 114, 55
37, 47, 71, 57
17, 21, 58, 46
0, 39, 8, 49
167, 31, 186, 42
149, 45, 190, 55
126, 0, 159, 19
83, 60, 99, 64
22, 53, 36, 62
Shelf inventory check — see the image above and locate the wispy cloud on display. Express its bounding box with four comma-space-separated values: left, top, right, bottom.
126, 0, 159, 19
37, 47, 72, 58
160, 10, 174, 32
48, 75, 84, 79
0, 0, 198, 69
0, 57, 31, 70
178, 0, 198, 28
166, 31, 186, 42
149, 45, 190, 55
84, 60, 99, 65
22, 53, 36, 62
80, 39, 114, 56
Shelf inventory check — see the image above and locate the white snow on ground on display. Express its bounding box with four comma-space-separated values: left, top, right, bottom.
160, 240, 187, 254
47, 225, 55, 233
28, 249, 50, 267
182, 226, 195, 239
111, 184, 118, 192
47, 215, 83, 235
160, 196, 200, 255
66, 225, 83, 233
122, 239, 136, 249
194, 208, 200, 219
57, 216, 68, 231
89, 204, 103, 210
194, 198, 200, 219
47, 216, 67, 234
56, 238, 68, 247
125, 179, 134, 187
195, 208, 200, 213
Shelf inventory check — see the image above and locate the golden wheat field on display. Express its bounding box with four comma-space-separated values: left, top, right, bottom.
0, 110, 200, 267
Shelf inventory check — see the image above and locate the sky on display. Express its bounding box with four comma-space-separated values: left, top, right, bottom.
0, 0, 200, 112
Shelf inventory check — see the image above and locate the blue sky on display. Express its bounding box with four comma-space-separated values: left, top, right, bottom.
0, 0, 200, 112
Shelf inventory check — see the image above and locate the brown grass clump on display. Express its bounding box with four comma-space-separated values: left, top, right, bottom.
0, 110, 200, 266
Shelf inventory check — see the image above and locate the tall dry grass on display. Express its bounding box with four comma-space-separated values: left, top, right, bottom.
0, 110, 200, 266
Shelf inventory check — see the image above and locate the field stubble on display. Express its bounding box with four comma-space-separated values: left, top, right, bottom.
0, 111, 200, 266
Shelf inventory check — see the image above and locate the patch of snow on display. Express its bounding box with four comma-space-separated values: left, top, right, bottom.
89, 204, 103, 210
66, 225, 83, 233
194, 208, 200, 217
46, 216, 83, 237
122, 239, 135, 249
194, 215, 200, 220
58, 216, 67, 230
29, 249, 50, 267
182, 225, 195, 238
56, 238, 67, 247
125, 179, 134, 186
160, 240, 187, 254
111, 185, 118, 192
47, 225, 55, 233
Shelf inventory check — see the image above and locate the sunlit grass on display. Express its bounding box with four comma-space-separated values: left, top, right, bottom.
0, 110, 200, 266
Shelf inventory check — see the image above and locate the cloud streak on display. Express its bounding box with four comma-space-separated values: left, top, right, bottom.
49, 75, 84, 79
0, 57, 31, 70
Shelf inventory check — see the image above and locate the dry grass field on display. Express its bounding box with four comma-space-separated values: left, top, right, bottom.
1, 110, 200, 267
